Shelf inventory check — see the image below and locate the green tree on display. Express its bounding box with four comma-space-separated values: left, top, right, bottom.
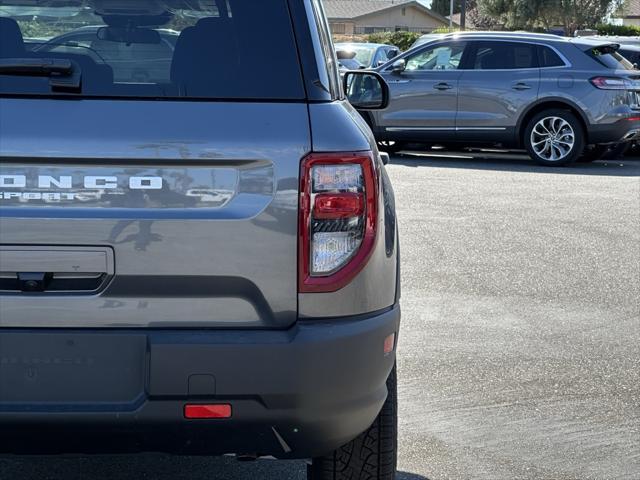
366, 31, 422, 50
478, 0, 622, 31
431, 0, 462, 18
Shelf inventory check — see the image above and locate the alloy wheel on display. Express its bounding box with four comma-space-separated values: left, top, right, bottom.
530, 116, 575, 162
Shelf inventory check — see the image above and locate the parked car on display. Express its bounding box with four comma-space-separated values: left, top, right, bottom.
0, 1, 400, 479
336, 48, 364, 74
617, 44, 640, 66
364, 31, 640, 166
335, 42, 400, 69
580, 35, 640, 47
410, 33, 446, 49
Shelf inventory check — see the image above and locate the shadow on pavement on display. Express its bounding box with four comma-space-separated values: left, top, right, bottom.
0, 455, 429, 480
390, 150, 640, 177
397, 471, 431, 480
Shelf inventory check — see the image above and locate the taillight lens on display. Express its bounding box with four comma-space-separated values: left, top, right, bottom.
299, 152, 378, 293
590, 76, 631, 90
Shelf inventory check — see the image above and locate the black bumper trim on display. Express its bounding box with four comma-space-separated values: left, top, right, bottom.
0, 305, 400, 458
588, 118, 640, 144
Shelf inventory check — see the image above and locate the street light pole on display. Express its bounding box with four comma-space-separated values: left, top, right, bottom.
449, 0, 453, 29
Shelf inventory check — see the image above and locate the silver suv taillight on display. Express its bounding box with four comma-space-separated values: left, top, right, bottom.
299, 152, 378, 293
590, 76, 632, 90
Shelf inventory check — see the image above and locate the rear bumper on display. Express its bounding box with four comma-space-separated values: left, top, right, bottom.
589, 117, 640, 144
0, 305, 400, 458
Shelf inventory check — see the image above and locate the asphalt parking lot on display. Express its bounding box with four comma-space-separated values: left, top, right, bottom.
1, 151, 638, 480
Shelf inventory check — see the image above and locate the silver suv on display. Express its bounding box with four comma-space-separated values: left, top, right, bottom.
0, 1, 399, 479
367, 32, 640, 166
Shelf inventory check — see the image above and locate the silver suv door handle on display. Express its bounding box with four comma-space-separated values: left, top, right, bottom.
512, 83, 532, 90
434, 82, 452, 90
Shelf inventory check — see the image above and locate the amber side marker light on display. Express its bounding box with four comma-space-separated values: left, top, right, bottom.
384, 333, 396, 355
184, 404, 232, 419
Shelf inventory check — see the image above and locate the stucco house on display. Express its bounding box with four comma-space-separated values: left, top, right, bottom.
620, 0, 640, 26
323, 0, 452, 35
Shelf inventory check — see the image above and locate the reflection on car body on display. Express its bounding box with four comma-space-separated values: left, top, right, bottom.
185, 188, 234, 206
32, 25, 179, 83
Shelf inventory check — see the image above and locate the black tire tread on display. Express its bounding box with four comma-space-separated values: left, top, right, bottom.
309, 365, 397, 480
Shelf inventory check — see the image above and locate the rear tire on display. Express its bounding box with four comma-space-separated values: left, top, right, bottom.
309, 365, 398, 480
523, 109, 585, 166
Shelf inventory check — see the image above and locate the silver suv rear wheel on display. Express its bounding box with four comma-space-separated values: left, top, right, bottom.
524, 110, 585, 166
531, 117, 575, 161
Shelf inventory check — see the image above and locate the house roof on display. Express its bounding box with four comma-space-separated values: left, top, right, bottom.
323, 0, 449, 24
623, 0, 640, 17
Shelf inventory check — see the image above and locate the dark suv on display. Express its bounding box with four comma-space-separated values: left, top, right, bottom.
0, 1, 400, 479
368, 32, 640, 166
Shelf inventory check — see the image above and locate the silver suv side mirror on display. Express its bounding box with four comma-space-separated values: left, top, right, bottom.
391, 59, 406, 74
343, 71, 390, 110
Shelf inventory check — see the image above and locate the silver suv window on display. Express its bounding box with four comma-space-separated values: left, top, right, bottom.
539, 46, 565, 67
470, 41, 538, 70
0, 0, 305, 100
405, 42, 467, 71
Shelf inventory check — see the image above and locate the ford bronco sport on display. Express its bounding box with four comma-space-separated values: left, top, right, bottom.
0, 1, 400, 479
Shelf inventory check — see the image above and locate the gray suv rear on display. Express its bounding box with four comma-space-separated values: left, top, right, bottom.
0, 1, 400, 479
368, 32, 640, 165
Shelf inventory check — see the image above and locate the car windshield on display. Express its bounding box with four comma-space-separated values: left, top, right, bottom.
0, 0, 304, 99
336, 44, 376, 66
338, 58, 363, 70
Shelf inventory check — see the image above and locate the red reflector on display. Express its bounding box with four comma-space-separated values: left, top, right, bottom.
627, 116, 640, 122
314, 192, 365, 219
383, 333, 396, 355
184, 404, 232, 419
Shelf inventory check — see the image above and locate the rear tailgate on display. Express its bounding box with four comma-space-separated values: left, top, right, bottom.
0, 99, 309, 328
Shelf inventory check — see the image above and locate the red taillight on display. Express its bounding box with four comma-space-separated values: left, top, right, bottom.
590, 76, 630, 90
299, 152, 378, 293
184, 404, 232, 419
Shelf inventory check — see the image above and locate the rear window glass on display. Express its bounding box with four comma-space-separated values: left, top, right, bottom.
588, 46, 635, 70
618, 48, 640, 67
472, 42, 538, 69
0, 0, 305, 100
539, 46, 565, 67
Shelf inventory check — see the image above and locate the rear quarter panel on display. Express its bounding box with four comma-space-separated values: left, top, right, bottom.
300, 101, 398, 318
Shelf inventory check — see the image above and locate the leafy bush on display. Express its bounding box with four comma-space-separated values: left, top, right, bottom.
17, 20, 66, 39
596, 24, 640, 36
431, 26, 460, 34
365, 31, 422, 50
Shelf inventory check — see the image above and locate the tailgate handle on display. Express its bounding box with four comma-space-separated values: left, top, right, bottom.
0, 248, 114, 274
0, 246, 114, 293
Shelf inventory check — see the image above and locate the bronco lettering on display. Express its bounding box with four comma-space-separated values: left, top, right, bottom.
0, 175, 163, 190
